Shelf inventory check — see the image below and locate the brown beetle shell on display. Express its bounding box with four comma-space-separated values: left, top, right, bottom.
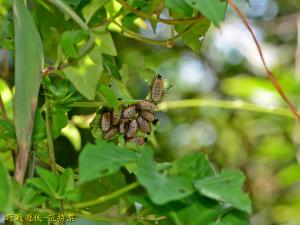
140, 110, 156, 122
127, 136, 147, 145
112, 109, 122, 125
103, 127, 118, 140
137, 116, 151, 134
138, 100, 157, 112
151, 74, 164, 103
122, 105, 137, 119
101, 112, 111, 132
119, 119, 127, 134
125, 119, 138, 138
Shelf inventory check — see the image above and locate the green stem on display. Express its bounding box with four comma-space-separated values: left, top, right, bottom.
69, 100, 140, 108
116, 0, 203, 25
111, 20, 196, 46
158, 99, 294, 118
69, 99, 294, 118
46, 0, 89, 30
112, 21, 166, 45
70, 181, 139, 209
45, 99, 57, 173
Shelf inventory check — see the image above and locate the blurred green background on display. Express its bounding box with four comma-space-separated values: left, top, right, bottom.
2, 0, 300, 224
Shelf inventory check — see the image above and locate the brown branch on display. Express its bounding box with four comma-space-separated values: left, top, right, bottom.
227, 0, 300, 122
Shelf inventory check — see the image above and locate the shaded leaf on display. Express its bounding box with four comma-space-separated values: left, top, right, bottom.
0, 160, 12, 212
80, 172, 126, 213
32, 108, 46, 142
79, 140, 137, 182
103, 54, 122, 80
194, 169, 252, 214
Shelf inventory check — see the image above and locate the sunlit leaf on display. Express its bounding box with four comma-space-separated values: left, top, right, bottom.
183, 0, 227, 27
60, 30, 89, 58
95, 32, 117, 56
64, 45, 103, 100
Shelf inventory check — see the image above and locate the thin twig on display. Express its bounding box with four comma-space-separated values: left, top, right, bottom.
227, 0, 300, 121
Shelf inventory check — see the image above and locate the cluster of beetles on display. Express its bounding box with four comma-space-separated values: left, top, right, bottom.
99, 74, 164, 145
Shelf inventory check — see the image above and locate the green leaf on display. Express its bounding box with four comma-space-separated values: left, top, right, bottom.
79, 140, 137, 182
58, 168, 74, 197
0, 119, 15, 140
102, 54, 122, 80
80, 172, 126, 213
136, 67, 156, 86
82, 0, 110, 24
32, 108, 46, 142
165, 0, 193, 17
20, 185, 45, 208
169, 196, 229, 225
35, 167, 58, 196
169, 152, 215, 180
51, 109, 68, 139
0, 160, 12, 212
27, 177, 53, 197
176, 19, 210, 52
194, 169, 252, 214
64, 45, 103, 100
95, 32, 117, 56
60, 30, 89, 58
183, 0, 227, 27
99, 84, 119, 112
209, 211, 250, 225
136, 150, 194, 205
13, 0, 43, 183
62, 0, 81, 7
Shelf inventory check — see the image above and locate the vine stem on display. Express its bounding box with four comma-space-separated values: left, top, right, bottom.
116, 0, 203, 25
69, 99, 294, 118
69, 181, 139, 209
227, 0, 300, 122
112, 20, 197, 46
45, 98, 57, 173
